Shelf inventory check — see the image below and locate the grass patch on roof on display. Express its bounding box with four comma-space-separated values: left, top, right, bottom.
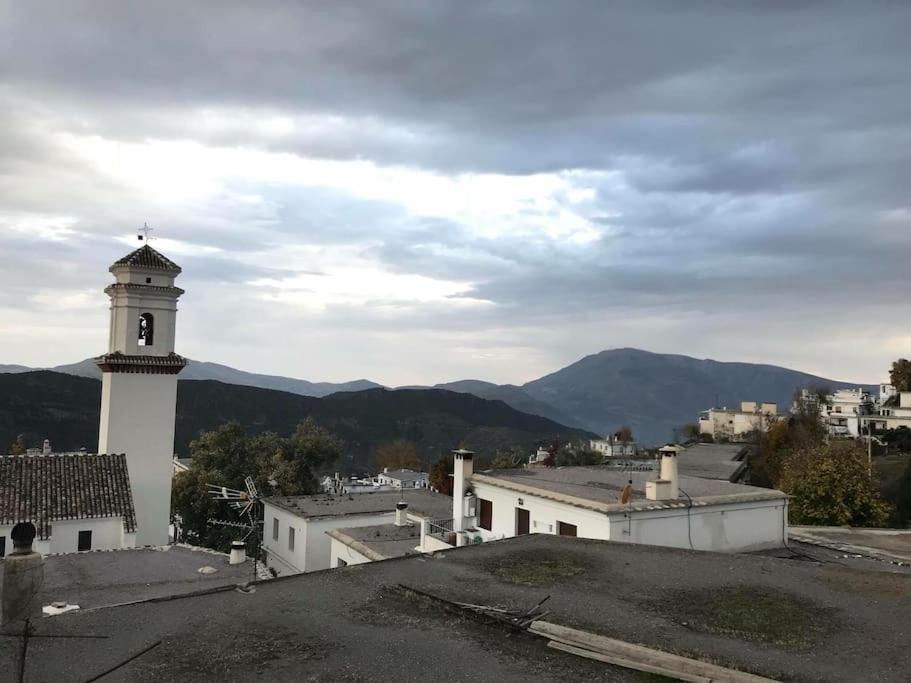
488, 556, 585, 586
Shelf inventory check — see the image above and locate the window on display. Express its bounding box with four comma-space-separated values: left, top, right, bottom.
337, 558, 347, 568
557, 522, 577, 537
272, 517, 279, 540
145, 277, 152, 284
78, 530, 93, 551
479, 498, 493, 531
0, 536, 5, 557
138, 312, 154, 346
288, 526, 295, 551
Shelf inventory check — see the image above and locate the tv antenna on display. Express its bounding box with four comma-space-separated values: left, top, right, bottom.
137, 222, 154, 242
208, 476, 264, 579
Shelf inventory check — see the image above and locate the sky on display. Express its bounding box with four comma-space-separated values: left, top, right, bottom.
1, 2, 909, 386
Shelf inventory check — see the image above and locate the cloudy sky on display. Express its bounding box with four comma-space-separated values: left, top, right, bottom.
1, 2, 909, 386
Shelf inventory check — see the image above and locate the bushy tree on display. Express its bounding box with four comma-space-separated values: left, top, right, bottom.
751, 408, 826, 488
781, 442, 892, 527
8, 434, 26, 455
555, 445, 602, 467
374, 438, 422, 472
889, 358, 911, 392
171, 419, 341, 550
614, 426, 634, 442
680, 423, 701, 442
429, 455, 453, 495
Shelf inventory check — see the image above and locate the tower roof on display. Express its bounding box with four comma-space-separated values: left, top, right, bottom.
112, 244, 181, 273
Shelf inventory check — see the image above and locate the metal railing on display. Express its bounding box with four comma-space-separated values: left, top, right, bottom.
426, 517, 455, 543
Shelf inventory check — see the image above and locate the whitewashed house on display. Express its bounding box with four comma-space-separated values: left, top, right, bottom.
864, 391, 911, 432
261, 489, 452, 575
589, 435, 637, 458
698, 401, 778, 441
820, 388, 874, 437
418, 448, 788, 555
0, 452, 138, 556
376, 469, 429, 489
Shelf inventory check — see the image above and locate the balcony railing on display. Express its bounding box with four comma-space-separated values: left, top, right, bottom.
426, 518, 455, 543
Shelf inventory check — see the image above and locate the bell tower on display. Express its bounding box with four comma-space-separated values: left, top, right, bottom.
96, 244, 187, 546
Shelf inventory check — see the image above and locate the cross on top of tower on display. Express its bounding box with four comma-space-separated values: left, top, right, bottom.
138, 222, 154, 242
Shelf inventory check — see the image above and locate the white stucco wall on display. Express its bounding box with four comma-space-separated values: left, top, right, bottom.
261, 502, 395, 575
329, 538, 373, 568
98, 371, 178, 547
0, 517, 132, 556
470, 480, 787, 553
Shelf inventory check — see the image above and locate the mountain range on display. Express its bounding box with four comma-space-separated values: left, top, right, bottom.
0, 372, 594, 469
1, 348, 875, 445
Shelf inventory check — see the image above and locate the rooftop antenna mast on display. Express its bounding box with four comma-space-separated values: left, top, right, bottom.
208, 476, 264, 580
138, 222, 154, 242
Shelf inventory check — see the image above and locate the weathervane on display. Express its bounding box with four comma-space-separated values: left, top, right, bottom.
137, 222, 154, 242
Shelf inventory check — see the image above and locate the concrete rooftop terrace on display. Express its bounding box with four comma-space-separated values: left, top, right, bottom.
329, 522, 422, 561
474, 464, 784, 512
675, 442, 749, 481
265, 488, 452, 519
8, 535, 910, 682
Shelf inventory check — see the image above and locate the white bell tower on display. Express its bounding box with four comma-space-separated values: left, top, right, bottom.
96, 243, 187, 546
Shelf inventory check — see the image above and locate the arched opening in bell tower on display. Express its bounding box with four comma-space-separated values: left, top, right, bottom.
138, 312, 154, 346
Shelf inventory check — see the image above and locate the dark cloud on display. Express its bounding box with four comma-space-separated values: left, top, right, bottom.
0, 1, 909, 383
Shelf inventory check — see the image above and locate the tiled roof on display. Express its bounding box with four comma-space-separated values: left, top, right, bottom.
112, 245, 181, 272
0, 453, 137, 539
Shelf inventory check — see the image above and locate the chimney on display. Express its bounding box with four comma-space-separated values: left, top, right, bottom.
394, 501, 409, 526
383, 467, 389, 474
42, 439, 51, 455
229, 540, 246, 565
1, 523, 45, 632
659, 445, 680, 497
452, 449, 474, 532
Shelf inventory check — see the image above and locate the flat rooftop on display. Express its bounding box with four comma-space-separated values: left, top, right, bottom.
789, 526, 911, 564
0, 545, 251, 612
329, 522, 422, 561
265, 488, 453, 520
474, 464, 784, 513
8, 535, 909, 681
676, 442, 748, 481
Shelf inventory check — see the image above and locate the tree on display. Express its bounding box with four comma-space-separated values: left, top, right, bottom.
374, 439, 422, 472
780, 442, 893, 527
171, 419, 341, 550
429, 456, 453, 495
614, 426, 634, 442
680, 423, 701, 442
751, 406, 826, 488
9, 434, 26, 455
889, 358, 911, 392
555, 445, 602, 467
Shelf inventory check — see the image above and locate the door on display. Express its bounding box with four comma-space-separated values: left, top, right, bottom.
479, 498, 493, 530
557, 521, 577, 537
515, 508, 530, 535
78, 530, 93, 551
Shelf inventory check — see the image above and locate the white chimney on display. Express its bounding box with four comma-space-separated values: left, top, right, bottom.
452, 449, 474, 532
659, 445, 680, 498
42, 439, 51, 455
229, 540, 246, 565
394, 501, 409, 526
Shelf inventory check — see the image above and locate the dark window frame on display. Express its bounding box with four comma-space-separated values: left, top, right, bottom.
78, 529, 93, 551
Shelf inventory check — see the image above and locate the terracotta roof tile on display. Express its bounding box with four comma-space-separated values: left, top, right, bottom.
0, 453, 137, 539
112, 245, 181, 272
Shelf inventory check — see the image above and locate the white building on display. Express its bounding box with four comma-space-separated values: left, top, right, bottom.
699, 401, 778, 442
96, 244, 187, 546
0, 452, 137, 556
376, 469, 429, 489
261, 489, 452, 575
864, 391, 911, 433
417, 448, 788, 555
589, 435, 637, 458
821, 388, 873, 438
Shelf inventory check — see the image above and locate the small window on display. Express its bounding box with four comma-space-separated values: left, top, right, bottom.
272, 517, 279, 540
337, 558, 347, 568
288, 526, 295, 551
78, 530, 93, 551
557, 522, 577, 537
0, 536, 5, 557
145, 277, 152, 284
138, 312, 154, 346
